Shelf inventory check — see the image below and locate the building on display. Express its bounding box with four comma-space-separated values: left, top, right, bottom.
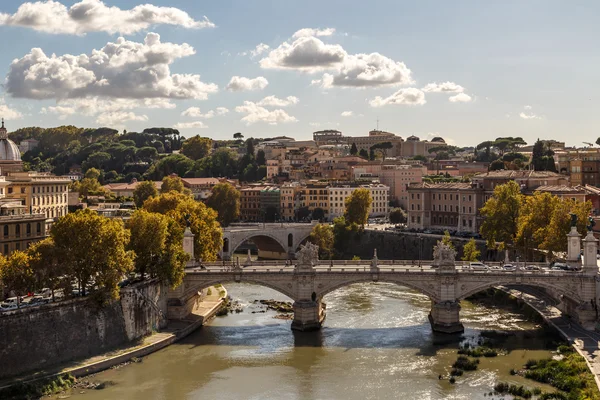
471, 170, 569, 201
0, 119, 23, 174
181, 177, 220, 200
0, 199, 46, 256
297, 182, 330, 220
399, 135, 444, 158
104, 179, 162, 198
280, 182, 301, 221
328, 183, 389, 221
313, 130, 344, 146
260, 186, 281, 221
345, 130, 404, 158
5, 172, 71, 229
240, 186, 264, 222
406, 182, 482, 233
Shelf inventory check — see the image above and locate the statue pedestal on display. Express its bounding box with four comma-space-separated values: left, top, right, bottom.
582, 232, 598, 275
567, 226, 582, 263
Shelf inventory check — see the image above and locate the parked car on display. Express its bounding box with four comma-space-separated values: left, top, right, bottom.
35, 288, 52, 298
27, 295, 49, 306
469, 262, 489, 270
0, 303, 17, 312
502, 264, 516, 271
525, 265, 541, 271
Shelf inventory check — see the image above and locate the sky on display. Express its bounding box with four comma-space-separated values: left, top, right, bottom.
0, 0, 598, 147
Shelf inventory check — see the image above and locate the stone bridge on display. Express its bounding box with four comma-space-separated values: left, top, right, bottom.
220, 222, 317, 260
169, 240, 600, 334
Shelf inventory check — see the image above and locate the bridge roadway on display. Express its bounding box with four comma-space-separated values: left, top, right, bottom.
166, 259, 600, 334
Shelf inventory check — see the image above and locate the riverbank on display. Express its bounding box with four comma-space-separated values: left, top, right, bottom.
0, 286, 226, 399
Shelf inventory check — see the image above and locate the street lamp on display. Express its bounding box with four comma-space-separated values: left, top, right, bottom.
418, 234, 423, 268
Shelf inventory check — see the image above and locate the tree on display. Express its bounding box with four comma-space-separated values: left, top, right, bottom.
145, 154, 194, 180
369, 148, 376, 161
161, 175, 186, 194
71, 177, 110, 197
233, 132, 244, 139
27, 238, 63, 301
531, 139, 557, 172
246, 139, 255, 156
133, 180, 158, 208
462, 238, 481, 262
359, 149, 369, 159
480, 181, 523, 249
143, 192, 222, 261
126, 210, 189, 287
350, 143, 358, 156
85, 151, 112, 170
370, 142, 393, 160
84, 167, 101, 180
312, 207, 325, 221
136, 146, 159, 163
264, 206, 278, 222
389, 208, 407, 224
256, 149, 266, 166
205, 183, 240, 226
1, 251, 33, 306
441, 230, 455, 250
332, 216, 358, 257
489, 159, 505, 171
344, 188, 372, 227
181, 136, 212, 160
296, 206, 310, 221
309, 224, 334, 259
51, 209, 134, 300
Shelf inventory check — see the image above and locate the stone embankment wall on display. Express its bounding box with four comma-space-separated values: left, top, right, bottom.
343, 231, 503, 261
0, 279, 168, 379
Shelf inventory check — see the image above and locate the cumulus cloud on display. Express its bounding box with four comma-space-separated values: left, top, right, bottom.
215, 107, 229, 115
40, 96, 175, 122
173, 121, 208, 129
0, 99, 24, 120
0, 0, 215, 35
341, 111, 353, 117
260, 36, 347, 72
256, 95, 299, 107
6, 33, 218, 101
96, 111, 148, 125
292, 27, 335, 38
520, 112, 541, 120
422, 81, 464, 93
320, 53, 413, 88
181, 107, 215, 118
226, 76, 269, 91
369, 88, 426, 107
251, 43, 270, 58
235, 101, 297, 125
448, 93, 472, 103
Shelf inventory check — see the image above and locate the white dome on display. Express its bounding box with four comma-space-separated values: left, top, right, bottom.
0, 138, 21, 161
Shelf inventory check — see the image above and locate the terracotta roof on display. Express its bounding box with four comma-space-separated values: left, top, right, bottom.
104, 181, 162, 191
409, 182, 472, 190
181, 178, 219, 186
534, 185, 584, 193
474, 170, 565, 179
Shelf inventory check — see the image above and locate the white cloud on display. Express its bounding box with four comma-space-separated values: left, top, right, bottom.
250, 43, 270, 58
235, 101, 297, 125
173, 121, 208, 129
292, 27, 336, 38
520, 112, 541, 120
257, 95, 299, 107
6, 33, 218, 101
422, 81, 464, 93
215, 107, 229, 115
260, 36, 347, 72
341, 111, 353, 117
448, 93, 472, 103
0, 99, 24, 120
369, 88, 426, 107
321, 53, 413, 88
0, 0, 215, 35
524, 105, 532, 110
226, 76, 269, 91
41, 105, 75, 120
181, 107, 215, 118
96, 111, 148, 126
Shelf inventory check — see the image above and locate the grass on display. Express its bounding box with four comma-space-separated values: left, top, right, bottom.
0, 373, 76, 400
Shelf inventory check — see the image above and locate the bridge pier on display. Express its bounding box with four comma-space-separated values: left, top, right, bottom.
428, 301, 464, 334
291, 300, 326, 331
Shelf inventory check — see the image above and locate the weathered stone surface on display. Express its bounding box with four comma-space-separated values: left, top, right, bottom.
0, 280, 167, 379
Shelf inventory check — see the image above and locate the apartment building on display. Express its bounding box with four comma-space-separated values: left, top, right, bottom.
297, 182, 330, 219
260, 186, 281, 221
0, 199, 46, 256
345, 130, 403, 157
280, 182, 301, 221
181, 177, 220, 200
407, 182, 482, 233
240, 186, 263, 222
328, 183, 389, 221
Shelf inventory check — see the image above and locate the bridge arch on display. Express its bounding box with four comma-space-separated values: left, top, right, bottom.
458, 279, 583, 304
229, 233, 289, 257
186, 278, 297, 301
317, 277, 440, 302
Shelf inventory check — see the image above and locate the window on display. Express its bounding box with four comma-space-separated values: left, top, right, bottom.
26, 223, 31, 236
3, 244, 7, 254
417, 216, 421, 223
2, 225, 7, 237
468, 220, 473, 228
468, 195, 472, 202
15, 243, 20, 251
411, 216, 415, 223
15, 225, 20, 237
21, 187, 26, 194
8, 187, 12, 194
462, 219, 466, 227
411, 204, 414, 210
469, 207, 472, 213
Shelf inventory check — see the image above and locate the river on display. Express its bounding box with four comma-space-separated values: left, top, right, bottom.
59, 283, 559, 400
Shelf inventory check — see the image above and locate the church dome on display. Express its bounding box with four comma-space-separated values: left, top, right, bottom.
0, 119, 22, 162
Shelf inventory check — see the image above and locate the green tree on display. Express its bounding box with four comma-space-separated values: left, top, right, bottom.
1, 251, 33, 306
51, 209, 135, 300
442, 230, 455, 250
369, 148, 376, 161
70, 177, 110, 197
256, 149, 266, 166
309, 224, 334, 259
370, 142, 393, 160
312, 207, 325, 221
161, 175, 186, 194
133, 180, 158, 208
359, 149, 369, 159
332, 216, 358, 257
84, 167, 101, 180
205, 183, 240, 226
126, 210, 189, 287
462, 238, 481, 262
233, 132, 244, 139
143, 192, 222, 261
296, 206, 310, 221
145, 154, 194, 180
480, 181, 523, 249
246, 139, 255, 156
27, 238, 63, 301
350, 143, 358, 156
389, 208, 407, 224
181, 136, 212, 160
136, 146, 159, 163
344, 188, 372, 227
85, 151, 112, 170
489, 159, 505, 171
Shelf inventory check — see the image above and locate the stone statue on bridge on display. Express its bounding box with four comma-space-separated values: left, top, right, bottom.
295, 242, 319, 268
570, 213, 578, 228
433, 241, 456, 269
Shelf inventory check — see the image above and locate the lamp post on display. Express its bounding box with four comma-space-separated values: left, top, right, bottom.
418, 234, 423, 268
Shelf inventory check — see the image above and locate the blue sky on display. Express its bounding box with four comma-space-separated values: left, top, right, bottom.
0, 0, 598, 147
